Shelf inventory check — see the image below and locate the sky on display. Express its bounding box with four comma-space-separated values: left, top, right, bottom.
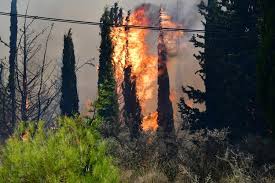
0, 0, 204, 115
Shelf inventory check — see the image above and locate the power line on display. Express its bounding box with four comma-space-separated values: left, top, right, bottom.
0, 11, 206, 33
0, 11, 264, 36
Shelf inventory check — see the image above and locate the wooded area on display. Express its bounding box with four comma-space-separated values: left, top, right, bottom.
0, 0, 275, 182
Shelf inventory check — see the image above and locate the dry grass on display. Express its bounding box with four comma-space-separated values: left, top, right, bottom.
107, 125, 275, 183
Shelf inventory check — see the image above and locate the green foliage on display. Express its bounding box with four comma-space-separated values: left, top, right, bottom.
0, 117, 119, 183
183, 0, 262, 138
96, 3, 123, 138
258, 0, 275, 135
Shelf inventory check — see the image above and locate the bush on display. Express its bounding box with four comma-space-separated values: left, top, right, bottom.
0, 117, 119, 183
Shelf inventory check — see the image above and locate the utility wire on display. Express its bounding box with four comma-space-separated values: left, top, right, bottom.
0, 11, 205, 33
0, 11, 263, 36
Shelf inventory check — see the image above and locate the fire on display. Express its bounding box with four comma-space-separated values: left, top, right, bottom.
169, 89, 177, 102
82, 99, 92, 117
186, 100, 194, 108
26, 97, 30, 111
111, 5, 183, 132
160, 9, 184, 55
141, 112, 158, 131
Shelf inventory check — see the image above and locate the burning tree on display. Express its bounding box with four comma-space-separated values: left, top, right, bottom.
112, 4, 159, 132
157, 9, 175, 135
156, 8, 178, 180
122, 12, 142, 139
123, 66, 142, 139
96, 3, 121, 137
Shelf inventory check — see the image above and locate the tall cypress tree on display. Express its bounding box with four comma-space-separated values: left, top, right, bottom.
60, 29, 79, 117
258, 0, 275, 136
157, 9, 178, 181
122, 12, 142, 139
96, 3, 122, 137
181, 0, 262, 139
157, 14, 175, 135
8, 0, 17, 132
123, 66, 142, 139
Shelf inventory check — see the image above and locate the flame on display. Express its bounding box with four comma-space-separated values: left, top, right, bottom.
169, 89, 177, 102
26, 97, 30, 111
82, 99, 92, 117
142, 112, 158, 131
160, 9, 184, 55
111, 5, 183, 132
186, 100, 194, 108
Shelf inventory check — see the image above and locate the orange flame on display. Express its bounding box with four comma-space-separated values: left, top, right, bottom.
142, 111, 158, 131
82, 99, 92, 117
26, 97, 30, 111
169, 89, 177, 102
111, 6, 183, 132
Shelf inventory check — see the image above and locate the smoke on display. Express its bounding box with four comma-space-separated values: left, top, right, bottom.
0, 0, 205, 118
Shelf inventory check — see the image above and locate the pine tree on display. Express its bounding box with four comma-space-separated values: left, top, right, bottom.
96, 3, 122, 137
258, 0, 275, 136
60, 29, 79, 117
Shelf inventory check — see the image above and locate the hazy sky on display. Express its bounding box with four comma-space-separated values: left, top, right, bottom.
0, 0, 204, 113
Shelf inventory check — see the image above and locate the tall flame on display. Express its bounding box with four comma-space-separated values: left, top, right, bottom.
111, 5, 183, 132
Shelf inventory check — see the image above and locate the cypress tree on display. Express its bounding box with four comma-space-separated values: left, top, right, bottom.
123, 66, 142, 139
157, 9, 175, 135
181, 0, 263, 139
60, 29, 79, 117
258, 0, 275, 136
157, 9, 178, 181
8, 0, 17, 132
122, 12, 142, 139
96, 3, 122, 137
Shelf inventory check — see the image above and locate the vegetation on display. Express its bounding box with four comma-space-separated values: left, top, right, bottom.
1, 0, 275, 182
0, 117, 119, 182
182, 0, 263, 140
8, 0, 18, 134
95, 4, 121, 138
258, 0, 275, 135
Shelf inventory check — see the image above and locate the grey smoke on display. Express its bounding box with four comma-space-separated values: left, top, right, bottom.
0, 0, 204, 115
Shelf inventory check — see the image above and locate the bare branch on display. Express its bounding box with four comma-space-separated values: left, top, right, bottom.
76, 58, 96, 72
0, 37, 9, 48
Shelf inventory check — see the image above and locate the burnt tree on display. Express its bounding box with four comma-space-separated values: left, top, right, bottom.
157, 11, 175, 135
156, 8, 178, 181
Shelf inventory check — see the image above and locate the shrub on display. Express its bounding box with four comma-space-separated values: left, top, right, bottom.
0, 117, 119, 183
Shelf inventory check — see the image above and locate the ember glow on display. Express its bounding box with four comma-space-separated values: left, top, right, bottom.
111, 5, 183, 132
